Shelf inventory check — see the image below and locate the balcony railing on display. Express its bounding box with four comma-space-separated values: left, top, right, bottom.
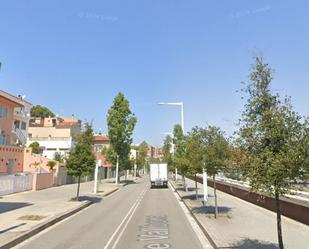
28, 137, 72, 141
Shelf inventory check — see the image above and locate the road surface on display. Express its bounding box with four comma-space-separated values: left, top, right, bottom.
16, 178, 204, 249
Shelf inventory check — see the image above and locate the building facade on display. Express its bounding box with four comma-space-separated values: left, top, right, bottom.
27, 116, 81, 159
0, 90, 32, 174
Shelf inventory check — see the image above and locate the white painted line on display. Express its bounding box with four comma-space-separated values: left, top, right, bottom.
104, 188, 147, 249
110, 189, 147, 249
14, 186, 123, 249
168, 182, 213, 249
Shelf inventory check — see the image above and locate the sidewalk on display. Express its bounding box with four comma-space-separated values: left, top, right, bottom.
171, 178, 309, 249
0, 177, 127, 248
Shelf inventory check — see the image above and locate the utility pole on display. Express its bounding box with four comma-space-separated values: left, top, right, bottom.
203, 168, 208, 205
93, 160, 101, 194
115, 155, 119, 184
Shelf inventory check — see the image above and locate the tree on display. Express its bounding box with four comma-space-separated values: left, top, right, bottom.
47, 160, 57, 172
238, 56, 309, 249
173, 124, 189, 191
106, 93, 137, 182
136, 141, 149, 175
30, 105, 55, 118
66, 123, 96, 201
186, 127, 205, 199
29, 141, 40, 154
162, 135, 173, 169
203, 126, 230, 218
54, 152, 64, 163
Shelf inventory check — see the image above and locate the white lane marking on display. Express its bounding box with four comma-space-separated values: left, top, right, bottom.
104, 188, 147, 249
14, 186, 123, 248
168, 182, 213, 249
110, 189, 147, 249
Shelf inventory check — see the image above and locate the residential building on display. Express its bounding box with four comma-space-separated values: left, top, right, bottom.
93, 134, 110, 152
147, 144, 156, 158
27, 116, 81, 159
0, 90, 32, 174
12, 95, 32, 145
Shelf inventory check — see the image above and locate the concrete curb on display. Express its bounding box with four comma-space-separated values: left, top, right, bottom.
170, 181, 219, 249
0, 186, 122, 249
101, 187, 120, 197
0, 200, 92, 249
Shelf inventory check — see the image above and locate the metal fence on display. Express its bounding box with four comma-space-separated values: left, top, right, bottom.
0, 173, 33, 196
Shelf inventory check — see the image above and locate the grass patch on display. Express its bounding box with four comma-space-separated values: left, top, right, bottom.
18, 215, 47, 221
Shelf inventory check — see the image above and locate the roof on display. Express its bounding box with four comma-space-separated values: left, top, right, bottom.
96, 152, 112, 168
59, 116, 80, 123
0, 89, 32, 107
94, 135, 109, 142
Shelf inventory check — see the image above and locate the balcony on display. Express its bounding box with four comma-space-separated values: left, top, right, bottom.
28, 137, 72, 141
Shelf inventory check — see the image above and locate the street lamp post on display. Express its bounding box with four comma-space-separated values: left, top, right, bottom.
93, 159, 101, 194
115, 155, 119, 184
158, 102, 184, 132
158, 102, 184, 182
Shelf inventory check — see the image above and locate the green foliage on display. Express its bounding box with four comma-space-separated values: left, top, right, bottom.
136, 141, 149, 170
162, 135, 173, 168
202, 126, 230, 176
186, 127, 204, 175
148, 157, 161, 164
238, 56, 308, 197
106, 93, 137, 170
30, 105, 55, 118
47, 160, 57, 171
29, 142, 40, 154
66, 123, 96, 178
53, 152, 64, 163
173, 124, 189, 176
237, 55, 309, 249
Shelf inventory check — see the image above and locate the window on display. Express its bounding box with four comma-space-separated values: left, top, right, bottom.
46, 148, 56, 151
0, 105, 8, 118
14, 120, 20, 130
21, 122, 27, 130
0, 134, 5, 145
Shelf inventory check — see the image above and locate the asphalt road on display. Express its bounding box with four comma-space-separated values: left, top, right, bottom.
16, 178, 203, 249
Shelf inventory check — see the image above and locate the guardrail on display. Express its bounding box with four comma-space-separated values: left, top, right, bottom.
189, 176, 309, 225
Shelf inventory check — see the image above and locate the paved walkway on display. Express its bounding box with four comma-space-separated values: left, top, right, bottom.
171, 178, 309, 249
0, 177, 126, 247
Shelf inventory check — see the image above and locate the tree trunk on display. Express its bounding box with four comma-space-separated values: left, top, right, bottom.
183, 175, 187, 192
76, 175, 81, 201
275, 190, 284, 249
213, 175, 218, 218
195, 174, 198, 200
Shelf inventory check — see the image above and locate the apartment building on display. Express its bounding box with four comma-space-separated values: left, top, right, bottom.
0, 90, 32, 174
27, 116, 81, 159
93, 134, 110, 152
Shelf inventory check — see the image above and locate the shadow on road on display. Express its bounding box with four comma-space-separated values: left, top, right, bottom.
0, 202, 33, 214
75, 196, 102, 203
191, 205, 232, 215
182, 194, 204, 200
221, 238, 278, 249
122, 180, 137, 185
0, 223, 27, 234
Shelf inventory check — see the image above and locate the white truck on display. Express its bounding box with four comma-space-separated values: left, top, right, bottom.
150, 163, 168, 188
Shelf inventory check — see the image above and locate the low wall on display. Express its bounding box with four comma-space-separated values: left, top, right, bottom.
190, 176, 309, 225
0, 145, 24, 174
0, 174, 33, 196
33, 173, 54, 191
